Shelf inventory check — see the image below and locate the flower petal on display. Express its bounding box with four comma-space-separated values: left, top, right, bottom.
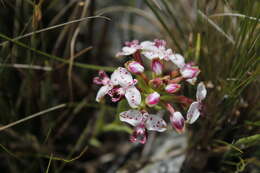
142, 50, 158, 60
186, 101, 200, 124
145, 114, 167, 132
119, 109, 143, 126
111, 67, 134, 87
96, 85, 112, 102
140, 41, 155, 50
196, 82, 207, 102
169, 54, 185, 68
170, 111, 185, 133
121, 46, 137, 55
130, 123, 147, 144
125, 86, 141, 108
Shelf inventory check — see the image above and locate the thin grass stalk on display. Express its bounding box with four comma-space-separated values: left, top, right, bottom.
0, 33, 115, 71
144, 0, 183, 53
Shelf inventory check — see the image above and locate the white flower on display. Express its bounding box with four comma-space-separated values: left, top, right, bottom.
186, 82, 207, 124
110, 67, 141, 108
120, 109, 167, 144
116, 40, 141, 57
94, 68, 141, 108
140, 40, 172, 60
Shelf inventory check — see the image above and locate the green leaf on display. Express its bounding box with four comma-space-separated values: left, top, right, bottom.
235, 134, 260, 148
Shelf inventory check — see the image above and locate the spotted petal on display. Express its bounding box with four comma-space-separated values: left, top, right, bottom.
111, 67, 134, 87
186, 102, 200, 124
125, 86, 141, 108
196, 82, 207, 102
145, 114, 167, 132
119, 110, 143, 126
96, 85, 112, 102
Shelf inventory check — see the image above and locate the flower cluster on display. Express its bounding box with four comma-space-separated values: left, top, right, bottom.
94, 39, 207, 144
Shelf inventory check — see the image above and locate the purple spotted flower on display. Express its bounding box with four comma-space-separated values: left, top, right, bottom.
94, 67, 141, 108
95, 39, 207, 144
120, 109, 167, 144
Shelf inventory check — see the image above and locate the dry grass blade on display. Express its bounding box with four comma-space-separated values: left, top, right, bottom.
96, 6, 164, 32
0, 63, 52, 71
210, 13, 260, 22
0, 104, 67, 132
198, 10, 235, 44
45, 154, 53, 173
0, 15, 111, 46
68, 0, 90, 102
0, 33, 115, 71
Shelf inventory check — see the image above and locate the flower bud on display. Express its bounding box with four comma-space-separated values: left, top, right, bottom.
149, 78, 163, 88
165, 84, 181, 93
170, 112, 185, 133
166, 104, 185, 133
180, 64, 200, 79
154, 39, 166, 48
145, 92, 160, 107
151, 59, 163, 75
126, 61, 144, 74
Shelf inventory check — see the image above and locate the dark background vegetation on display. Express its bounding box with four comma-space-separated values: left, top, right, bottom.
0, 0, 259, 173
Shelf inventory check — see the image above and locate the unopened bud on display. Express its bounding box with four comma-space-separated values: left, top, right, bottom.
126, 61, 144, 74
146, 92, 160, 107
165, 84, 181, 93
